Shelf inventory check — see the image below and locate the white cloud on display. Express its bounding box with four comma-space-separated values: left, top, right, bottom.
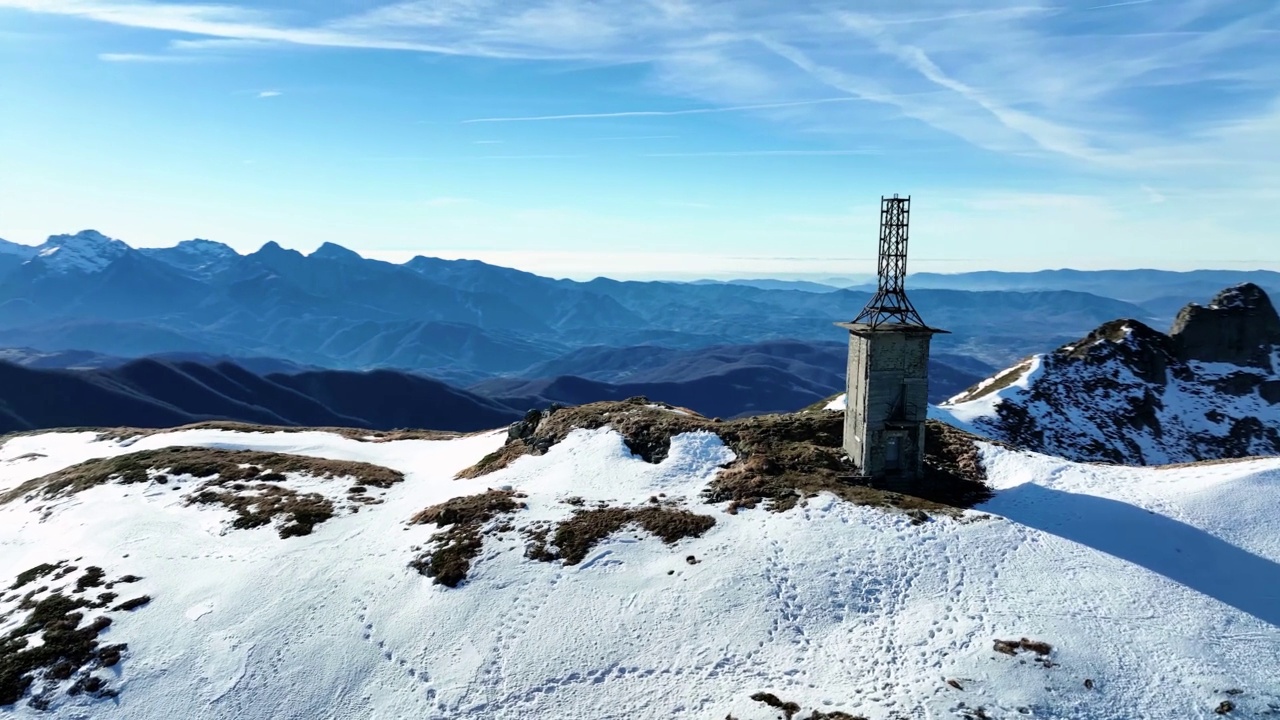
257, 90, 282, 98
4, 0, 1279, 199
461, 97, 865, 124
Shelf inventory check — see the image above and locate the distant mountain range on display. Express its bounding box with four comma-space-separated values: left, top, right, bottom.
0, 230, 1169, 377
904, 269, 1280, 308
0, 359, 522, 434
939, 283, 1280, 464
0, 339, 990, 432
5, 230, 1276, 433
754, 268, 1280, 304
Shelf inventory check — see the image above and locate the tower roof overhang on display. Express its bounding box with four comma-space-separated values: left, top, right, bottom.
835, 321, 950, 335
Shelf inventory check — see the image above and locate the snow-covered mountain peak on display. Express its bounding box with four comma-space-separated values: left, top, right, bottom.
172, 238, 237, 258
29, 230, 131, 274
938, 285, 1280, 465
137, 239, 240, 277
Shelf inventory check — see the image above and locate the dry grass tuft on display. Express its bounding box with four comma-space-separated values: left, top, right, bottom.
408, 490, 524, 588
0, 565, 148, 708
10, 564, 62, 591
993, 637, 1053, 656
188, 485, 334, 538
751, 691, 802, 720
524, 504, 716, 565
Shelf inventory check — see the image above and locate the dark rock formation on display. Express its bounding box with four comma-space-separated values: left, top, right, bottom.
943, 284, 1280, 465
1062, 318, 1176, 386
1170, 283, 1280, 369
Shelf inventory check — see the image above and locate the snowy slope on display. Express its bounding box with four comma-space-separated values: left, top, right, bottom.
139, 239, 239, 278
935, 285, 1280, 464
26, 231, 131, 274
1, 422, 1278, 719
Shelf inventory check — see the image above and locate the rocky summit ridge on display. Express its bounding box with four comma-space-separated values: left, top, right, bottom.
939, 283, 1280, 465
1170, 282, 1280, 368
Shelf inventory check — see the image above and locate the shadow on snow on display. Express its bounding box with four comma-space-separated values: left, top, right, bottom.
986, 480, 1280, 628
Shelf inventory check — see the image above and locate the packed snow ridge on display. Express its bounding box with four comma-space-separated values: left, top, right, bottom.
938, 284, 1280, 465
1, 412, 1278, 718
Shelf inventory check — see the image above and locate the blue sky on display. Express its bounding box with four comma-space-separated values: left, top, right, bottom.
0, 0, 1277, 279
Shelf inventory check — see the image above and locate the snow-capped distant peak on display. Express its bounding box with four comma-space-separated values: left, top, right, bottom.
28, 230, 131, 274
136, 238, 241, 277
173, 238, 237, 257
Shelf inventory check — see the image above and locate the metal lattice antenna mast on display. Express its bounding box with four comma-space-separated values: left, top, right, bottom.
852, 195, 927, 328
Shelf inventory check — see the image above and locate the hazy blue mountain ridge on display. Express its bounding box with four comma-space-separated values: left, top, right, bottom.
0, 231, 1181, 380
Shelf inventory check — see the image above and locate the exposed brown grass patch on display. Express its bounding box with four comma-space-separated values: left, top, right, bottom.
746, 692, 868, 720
408, 490, 524, 587
458, 398, 993, 518
0, 424, 463, 453
524, 504, 716, 565
4, 448, 404, 538
0, 564, 147, 708
188, 484, 335, 538
5, 447, 402, 503
1154, 455, 1280, 470
947, 358, 1034, 404
92, 421, 463, 444
456, 402, 711, 479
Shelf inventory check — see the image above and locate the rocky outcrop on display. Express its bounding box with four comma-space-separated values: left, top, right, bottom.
939, 285, 1280, 465
1170, 283, 1280, 369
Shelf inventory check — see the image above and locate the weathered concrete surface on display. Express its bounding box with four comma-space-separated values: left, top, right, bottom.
840, 324, 938, 478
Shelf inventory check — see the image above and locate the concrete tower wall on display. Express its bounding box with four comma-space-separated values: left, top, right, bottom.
843, 329, 934, 477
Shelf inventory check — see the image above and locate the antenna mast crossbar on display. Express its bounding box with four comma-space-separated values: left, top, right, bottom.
852, 194, 927, 328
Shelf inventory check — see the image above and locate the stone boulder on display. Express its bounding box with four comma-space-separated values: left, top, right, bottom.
1170, 283, 1280, 369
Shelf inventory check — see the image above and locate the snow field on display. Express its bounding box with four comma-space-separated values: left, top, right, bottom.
0, 427, 1277, 718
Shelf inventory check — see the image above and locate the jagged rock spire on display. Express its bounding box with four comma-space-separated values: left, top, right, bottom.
1170, 283, 1280, 369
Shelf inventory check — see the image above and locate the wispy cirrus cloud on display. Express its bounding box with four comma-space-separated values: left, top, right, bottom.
4, 0, 1278, 191
98, 51, 198, 62
645, 149, 880, 158
461, 97, 868, 123
257, 90, 282, 98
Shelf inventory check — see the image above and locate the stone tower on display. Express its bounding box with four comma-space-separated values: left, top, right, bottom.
836, 196, 947, 480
